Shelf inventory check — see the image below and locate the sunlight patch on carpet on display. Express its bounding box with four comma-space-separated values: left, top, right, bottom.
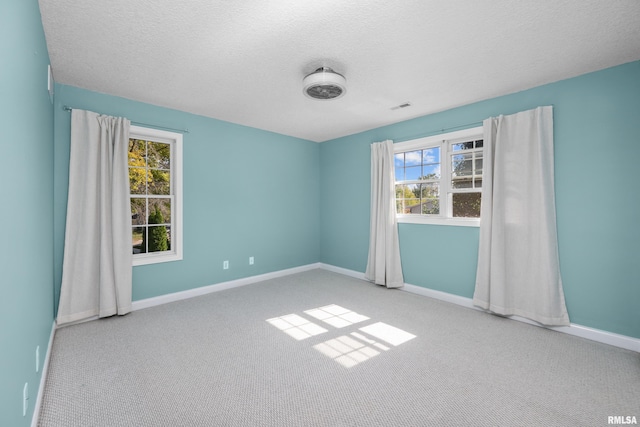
304, 304, 370, 328
266, 314, 328, 340
359, 322, 416, 346
267, 305, 415, 368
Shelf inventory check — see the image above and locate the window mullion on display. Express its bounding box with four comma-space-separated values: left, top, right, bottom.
442, 140, 451, 218
144, 140, 149, 196
170, 142, 175, 194
144, 197, 149, 254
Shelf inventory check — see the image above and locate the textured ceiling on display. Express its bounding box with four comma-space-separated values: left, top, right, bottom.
39, 0, 640, 142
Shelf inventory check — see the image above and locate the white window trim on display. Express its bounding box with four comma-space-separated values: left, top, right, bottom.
129, 125, 183, 266
394, 126, 483, 227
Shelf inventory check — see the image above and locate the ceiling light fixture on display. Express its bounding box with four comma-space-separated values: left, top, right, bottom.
303, 67, 346, 100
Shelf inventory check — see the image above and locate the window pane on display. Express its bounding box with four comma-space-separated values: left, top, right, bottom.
475, 139, 483, 148
395, 166, 404, 182
396, 185, 407, 214
148, 170, 170, 195
396, 184, 409, 199
147, 226, 170, 253
404, 150, 422, 166
420, 183, 439, 215
128, 139, 146, 167
396, 184, 420, 214
147, 141, 171, 169
132, 226, 145, 254
148, 198, 171, 223
404, 198, 421, 214
422, 198, 439, 215
418, 183, 439, 199
396, 197, 421, 214
452, 193, 481, 217
475, 156, 483, 175
474, 178, 483, 188
406, 183, 419, 197
394, 153, 404, 169
396, 199, 404, 214
422, 164, 440, 180
452, 141, 475, 151
166, 226, 172, 251
131, 198, 146, 225
452, 153, 473, 176
129, 168, 147, 195
423, 148, 440, 164
452, 177, 473, 189
405, 166, 422, 181
397, 198, 416, 215
407, 183, 421, 213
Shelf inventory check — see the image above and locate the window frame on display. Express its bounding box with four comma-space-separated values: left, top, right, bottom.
129, 125, 183, 266
394, 126, 483, 227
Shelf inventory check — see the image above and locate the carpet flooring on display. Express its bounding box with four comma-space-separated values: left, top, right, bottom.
38, 269, 639, 426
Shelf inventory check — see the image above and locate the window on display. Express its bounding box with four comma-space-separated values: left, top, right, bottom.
394, 126, 483, 226
128, 125, 183, 265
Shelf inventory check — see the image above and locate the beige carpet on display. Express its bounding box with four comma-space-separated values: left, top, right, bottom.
39, 269, 640, 426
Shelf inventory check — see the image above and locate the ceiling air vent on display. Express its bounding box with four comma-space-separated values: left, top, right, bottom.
391, 102, 412, 110
303, 67, 346, 100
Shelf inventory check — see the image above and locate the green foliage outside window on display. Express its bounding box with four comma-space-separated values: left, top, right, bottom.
141, 207, 169, 253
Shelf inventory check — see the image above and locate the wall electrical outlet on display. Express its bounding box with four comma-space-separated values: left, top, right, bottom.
223, 260, 229, 270
249, 257, 254, 265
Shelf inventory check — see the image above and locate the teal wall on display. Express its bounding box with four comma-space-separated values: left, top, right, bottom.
0, 0, 55, 425
320, 61, 640, 339
53, 85, 320, 306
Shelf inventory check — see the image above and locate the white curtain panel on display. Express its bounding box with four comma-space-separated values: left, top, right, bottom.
473, 106, 569, 326
365, 140, 404, 288
57, 109, 133, 325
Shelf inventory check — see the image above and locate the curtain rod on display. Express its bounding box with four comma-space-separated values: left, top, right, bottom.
62, 106, 189, 134
394, 105, 556, 143
394, 120, 484, 143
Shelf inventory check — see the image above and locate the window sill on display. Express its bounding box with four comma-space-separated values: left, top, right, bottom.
133, 251, 183, 266
397, 215, 480, 227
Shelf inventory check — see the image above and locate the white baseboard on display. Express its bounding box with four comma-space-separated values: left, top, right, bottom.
131, 263, 322, 311
319, 263, 367, 280
319, 263, 640, 353
31, 320, 56, 427
401, 282, 478, 309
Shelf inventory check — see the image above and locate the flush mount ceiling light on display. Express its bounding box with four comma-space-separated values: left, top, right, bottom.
303, 67, 346, 100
